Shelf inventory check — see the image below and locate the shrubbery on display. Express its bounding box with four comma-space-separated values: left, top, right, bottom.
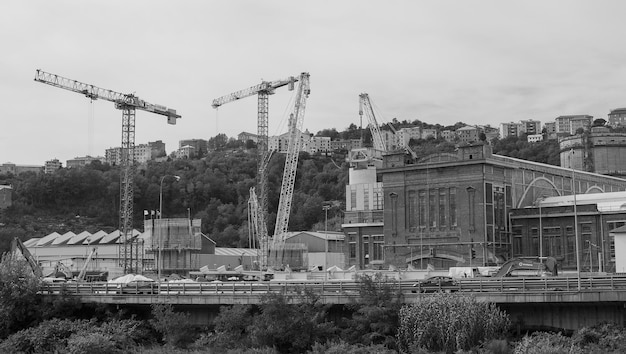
396, 293, 511, 353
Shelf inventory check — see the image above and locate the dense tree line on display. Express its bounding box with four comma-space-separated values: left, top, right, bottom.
0, 148, 348, 254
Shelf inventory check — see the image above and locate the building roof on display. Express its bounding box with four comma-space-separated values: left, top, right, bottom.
215, 247, 258, 257
538, 191, 626, 210
0, 185, 12, 190
67, 231, 91, 245
285, 231, 345, 241
51, 232, 76, 245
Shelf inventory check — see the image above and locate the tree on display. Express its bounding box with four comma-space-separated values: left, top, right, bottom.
342, 273, 404, 350
0, 252, 42, 338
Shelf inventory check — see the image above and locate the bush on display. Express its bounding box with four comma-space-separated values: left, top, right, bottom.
513, 332, 583, 354
308, 340, 397, 354
573, 322, 626, 353
150, 304, 195, 348
397, 293, 510, 353
66, 332, 119, 354
0, 318, 93, 353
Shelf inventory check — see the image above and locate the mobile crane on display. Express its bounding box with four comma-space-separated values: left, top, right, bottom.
34, 70, 181, 274
269, 73, 310, 268
213, 75, 298, 269
11, 237, 43, 278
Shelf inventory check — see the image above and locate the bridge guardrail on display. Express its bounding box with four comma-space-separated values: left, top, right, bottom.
39, 275, 626, 297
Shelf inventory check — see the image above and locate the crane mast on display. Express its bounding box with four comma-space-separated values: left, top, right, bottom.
34, 70, 181, 274
212, 76, 297, 269
270, 72, 310, 267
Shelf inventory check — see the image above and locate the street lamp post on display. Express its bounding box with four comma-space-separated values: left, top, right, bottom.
323, 204, 330, 271
536, 195, 546, 258
158, 175, 180, 282
570, 149, 581, 290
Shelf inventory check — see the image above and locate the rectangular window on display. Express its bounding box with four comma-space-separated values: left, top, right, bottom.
418, 191, 427, 228
513, 237, 523, 256
408, 190, 417, 231
363, 188, 370, 211
350, 187, 357, 211
373, 186, 383, 210
363, 236, 370, 265
429, 189, 437, 228
438, 189, 447, 229
372, 235, 384, 261
348, 233, 356, 259
449, 188, 457, 229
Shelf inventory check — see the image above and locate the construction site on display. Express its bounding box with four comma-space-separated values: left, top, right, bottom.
18, 70, 331, 280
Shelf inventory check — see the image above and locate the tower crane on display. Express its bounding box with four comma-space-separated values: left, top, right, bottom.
34, 69, 181, 274
212, 75, 298, 269
270, 72, 310, 267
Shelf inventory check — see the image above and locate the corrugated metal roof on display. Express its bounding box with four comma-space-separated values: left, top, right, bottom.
52, 232, 75, 245
36, 232, 61, 246
215, 247, 258, 257
67, 231, 91, 245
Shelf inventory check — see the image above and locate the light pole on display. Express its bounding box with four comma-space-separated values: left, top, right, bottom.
570, 149, 581, 290
158, 175, 180, 281
536, 195, 546, 258
323, 204, 330, 270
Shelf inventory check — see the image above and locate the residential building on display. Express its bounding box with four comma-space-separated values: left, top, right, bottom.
440, 130, 456, 142
520, 120, 541, 135
500, 122, 522, 138
396, 127, 421, 147
0, 185, 12, 209
44, 159, 62, 174
527, 134, 543, 143
560, 126, 626, 177
421, 128, 438, 140
555, 115, 593, 135
179, 139, 208, 156
608, 108, 626, 128
268, 129, 310, 153
66, 156, 106, 169
308, 136, 331, 154
456, 125, 481, 144
0, 163, 42, 175
106, 141, 164, 166
544, 122, 557, 140
330, 139, 362, 151
238, 132, 259, 143
176, 145, 196, 159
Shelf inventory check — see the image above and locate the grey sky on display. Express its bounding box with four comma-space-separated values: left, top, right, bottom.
2, 0, 626, 165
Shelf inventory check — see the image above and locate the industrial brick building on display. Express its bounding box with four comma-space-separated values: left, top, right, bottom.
375, 143, 626, 271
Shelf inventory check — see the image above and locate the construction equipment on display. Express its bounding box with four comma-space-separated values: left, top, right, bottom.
212, 76, 298, 265
269, 72, 311, 268
77, 247, 97, 282
356, 93, 417, 163
493, 257, 558, 277
34, 70, 181, 274
53, 261, 73, 279
11, 237, 43, 278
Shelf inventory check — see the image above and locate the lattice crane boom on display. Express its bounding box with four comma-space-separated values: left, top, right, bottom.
211, 77, 298, 109
359, 93, 386, 152
35, 70, 181, 123
34, 69, 181, 274
271, 73, 310, 261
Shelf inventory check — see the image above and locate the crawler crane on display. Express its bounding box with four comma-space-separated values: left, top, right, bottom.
212, 75, 299, 269
34, 70, 181, 273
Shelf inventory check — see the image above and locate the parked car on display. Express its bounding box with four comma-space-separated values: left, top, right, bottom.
412, 275, 459, 293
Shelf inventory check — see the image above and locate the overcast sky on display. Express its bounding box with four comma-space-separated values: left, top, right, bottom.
2, 1, 626, 165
